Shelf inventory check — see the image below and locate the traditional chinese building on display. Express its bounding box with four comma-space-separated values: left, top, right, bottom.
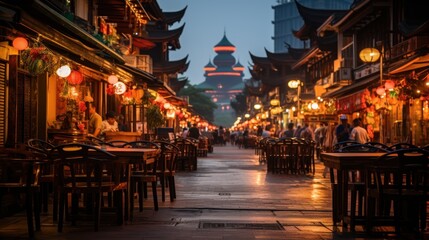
196, 33, 244, 127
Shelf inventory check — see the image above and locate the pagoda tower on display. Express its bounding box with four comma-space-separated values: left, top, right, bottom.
196, 33, 244, 127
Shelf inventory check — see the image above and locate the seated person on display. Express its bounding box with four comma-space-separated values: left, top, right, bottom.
101, 111, 119, 135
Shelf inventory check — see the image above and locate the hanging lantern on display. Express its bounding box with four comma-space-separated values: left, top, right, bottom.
270, 99, 280, 106
359, 48, 380, 63
12, 37, 28, 50
107, 74, 118, 84
384, 80, 395, 90
56, 65, 71, 78
67, 70, 83, 85
163, 102, 171, 109
376, 86, 385, 96
311, 102, 319, 110
113, 82, 127, 95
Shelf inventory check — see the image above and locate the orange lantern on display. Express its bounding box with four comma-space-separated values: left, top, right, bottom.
12, 37, 28, 50
67, 70, 83, 85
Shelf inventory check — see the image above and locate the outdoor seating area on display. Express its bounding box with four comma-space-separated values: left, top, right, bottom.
253, 137, 316, 175
0, 134, 214, 238
321, 142, 429, 237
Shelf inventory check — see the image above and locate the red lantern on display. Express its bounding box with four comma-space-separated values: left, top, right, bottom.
67, 70, 83, 85
384, 80, 395, 90
12, 37, 28, 50
376, 86, 385, 96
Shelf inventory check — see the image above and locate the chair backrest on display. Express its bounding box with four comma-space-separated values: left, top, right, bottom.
49, 143, 118, 188
365, 141, 390, 150
106, 140, 129, 147
333, 140, 360, 152
372, 148, 429, 195
0, 148, 42, 191
387, 142, 418, 151
27, 139, 55, 157
340, 144, 389, 153
153, 140, 181, 171
121, 140, 160, 149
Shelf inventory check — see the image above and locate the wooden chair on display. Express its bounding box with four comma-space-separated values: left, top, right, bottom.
387, 142, 418, 151
26, 139, 56, 217
0, 148, 41, 239
153, 140, 181, 202
365, 148, 429, 235
332, 140, 360, 152
175, 138, 198, 171
337, 144, 389, 231
49, 143, 127, 232
106, 140, 129, 147
340, 144, 389, 153
365, 141, 390, 150
120, 140, 160, 218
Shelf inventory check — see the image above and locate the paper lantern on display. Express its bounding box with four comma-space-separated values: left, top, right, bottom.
56, 65, 71, 78
359, 48, 380, 63
270, 99, 280, 106
67, 70, 83, 85
107, 74, 118, 84
12, 37, 28, 50
113, 82, 127, 95
376, 86, 385, 96
384, 80, 395, 90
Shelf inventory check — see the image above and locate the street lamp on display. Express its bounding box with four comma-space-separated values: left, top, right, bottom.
288, 79, 302, 124
359, 44, 385, 143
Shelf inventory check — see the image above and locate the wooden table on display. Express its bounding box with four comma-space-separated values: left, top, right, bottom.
321, 152, 385, 232
100, 146, 160, 221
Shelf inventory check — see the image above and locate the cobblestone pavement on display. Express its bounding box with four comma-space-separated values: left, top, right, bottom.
0, 144, 427, 239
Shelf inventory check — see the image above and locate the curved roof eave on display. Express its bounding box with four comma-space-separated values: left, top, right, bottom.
164, 6, 187, 26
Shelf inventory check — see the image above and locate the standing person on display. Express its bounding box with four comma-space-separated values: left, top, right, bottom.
294, 124, 303, 138
188, 123, 201, 139
218, 126, 225, 145
101, 111, 119, 135
314, 122, 327, 160
300, 123, 314, 141
349, 118, 371, 144
88, 104, 102, 137
181, 127, 189, 138
335, 114, 351, 143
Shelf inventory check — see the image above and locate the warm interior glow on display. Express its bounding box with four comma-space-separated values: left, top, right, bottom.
254, 103, 262, 110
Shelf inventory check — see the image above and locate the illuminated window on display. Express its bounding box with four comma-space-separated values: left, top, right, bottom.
217, 84, 223, 89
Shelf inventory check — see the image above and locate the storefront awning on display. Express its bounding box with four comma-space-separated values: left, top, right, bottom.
322, 74, 379, 99
389, 53, 429, 74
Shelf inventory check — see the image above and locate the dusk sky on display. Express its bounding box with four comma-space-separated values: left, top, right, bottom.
157, 0, 277, 85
